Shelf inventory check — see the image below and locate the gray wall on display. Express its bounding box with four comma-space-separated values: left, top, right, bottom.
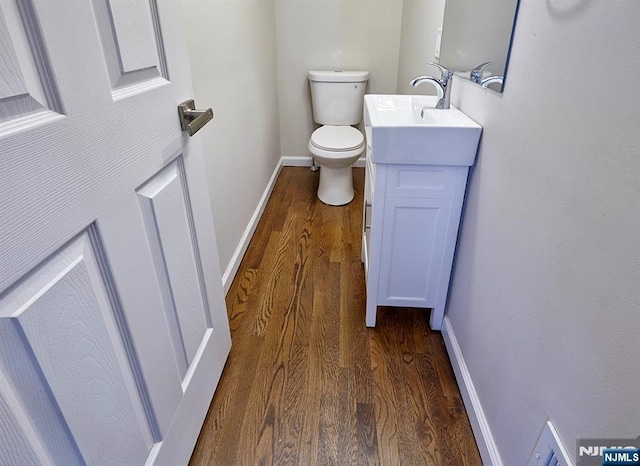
181, 0, 281, 278
275, 0, 404, 159
445, 0, 640, 463
396, 0, 446, 96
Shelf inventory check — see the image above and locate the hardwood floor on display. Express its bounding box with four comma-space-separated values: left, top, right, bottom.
190, 167, 481, 465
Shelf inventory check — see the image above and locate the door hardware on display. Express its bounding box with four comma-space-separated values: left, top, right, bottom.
178, 99, 213, 136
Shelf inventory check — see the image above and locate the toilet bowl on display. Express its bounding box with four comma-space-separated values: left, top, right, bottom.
309, 125, 364, 205
308, 70, 369, 206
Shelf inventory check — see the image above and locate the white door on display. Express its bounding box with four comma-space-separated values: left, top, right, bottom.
0, 1, 231, 464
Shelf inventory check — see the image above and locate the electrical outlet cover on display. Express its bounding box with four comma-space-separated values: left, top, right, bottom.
527, 421, 573, 466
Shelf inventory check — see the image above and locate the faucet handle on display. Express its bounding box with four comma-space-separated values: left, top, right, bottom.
426, 61, 453, 81
470, 62, 492, 83
472, 62, 492, 72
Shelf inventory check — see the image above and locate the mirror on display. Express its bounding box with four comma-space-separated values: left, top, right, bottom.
438, 0, 520, 92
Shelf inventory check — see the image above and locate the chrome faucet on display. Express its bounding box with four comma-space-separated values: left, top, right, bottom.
481, 75, 504, 89
470, 62, 492, 84
410, 62, 454, 109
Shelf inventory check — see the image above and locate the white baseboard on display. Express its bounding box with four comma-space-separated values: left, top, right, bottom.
281, 155, 366, 168
281, 155, 314, 166
221, 158, 283, 294
442, 317, 504, 466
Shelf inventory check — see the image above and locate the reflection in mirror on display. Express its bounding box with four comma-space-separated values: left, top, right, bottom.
438, 0, 520, 92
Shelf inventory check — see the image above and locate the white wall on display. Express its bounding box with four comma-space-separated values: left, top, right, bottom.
441, 0, 640, 464
275, 0, 404, 158
395, 0, 446, 96
181, 0, 281, 276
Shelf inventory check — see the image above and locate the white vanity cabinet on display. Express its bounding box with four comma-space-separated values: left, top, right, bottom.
362, 95, 481, 330
362, 158, 469, 330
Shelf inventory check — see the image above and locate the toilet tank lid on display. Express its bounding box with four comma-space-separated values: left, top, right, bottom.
308, 70, 369, 83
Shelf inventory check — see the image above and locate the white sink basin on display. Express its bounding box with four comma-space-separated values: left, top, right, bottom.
364, 94, 482, 166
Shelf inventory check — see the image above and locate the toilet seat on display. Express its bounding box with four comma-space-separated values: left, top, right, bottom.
308, 125, 364, 206
310, 125, 364, 152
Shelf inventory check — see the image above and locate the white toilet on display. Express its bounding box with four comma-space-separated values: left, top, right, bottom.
308, 70, 369, 205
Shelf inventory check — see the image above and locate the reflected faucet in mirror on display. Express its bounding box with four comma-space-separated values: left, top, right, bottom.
410, 62, 454, 110
481, 75, 504, 89
470, 62, 492, 83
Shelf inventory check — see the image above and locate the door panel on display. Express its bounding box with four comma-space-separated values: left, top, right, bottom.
0, 0, 61, 123
0, 324, 82, 465
0, 232, 153, 465
108, 0, 159, 73
92, 0, 169, 95
0, 384, 48, 465
0, 0, 230, 463
97, 193, 183, 440
137, 161, 209, 371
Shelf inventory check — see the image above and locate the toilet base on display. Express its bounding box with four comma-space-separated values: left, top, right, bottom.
317, 165, 354, 206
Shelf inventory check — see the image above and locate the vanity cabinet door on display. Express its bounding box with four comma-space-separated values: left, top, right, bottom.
377, 196, 451, 307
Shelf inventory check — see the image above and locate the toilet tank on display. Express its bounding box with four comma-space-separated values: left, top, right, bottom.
308, 70, 369, 125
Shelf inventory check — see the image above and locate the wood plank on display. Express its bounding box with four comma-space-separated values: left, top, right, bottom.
370, 309, 423, 466
369, 326, 400, 464
190, 167, 481, 465
349, 262, 374, 405
315, 260, 341, 464
356, 402, 379, 465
